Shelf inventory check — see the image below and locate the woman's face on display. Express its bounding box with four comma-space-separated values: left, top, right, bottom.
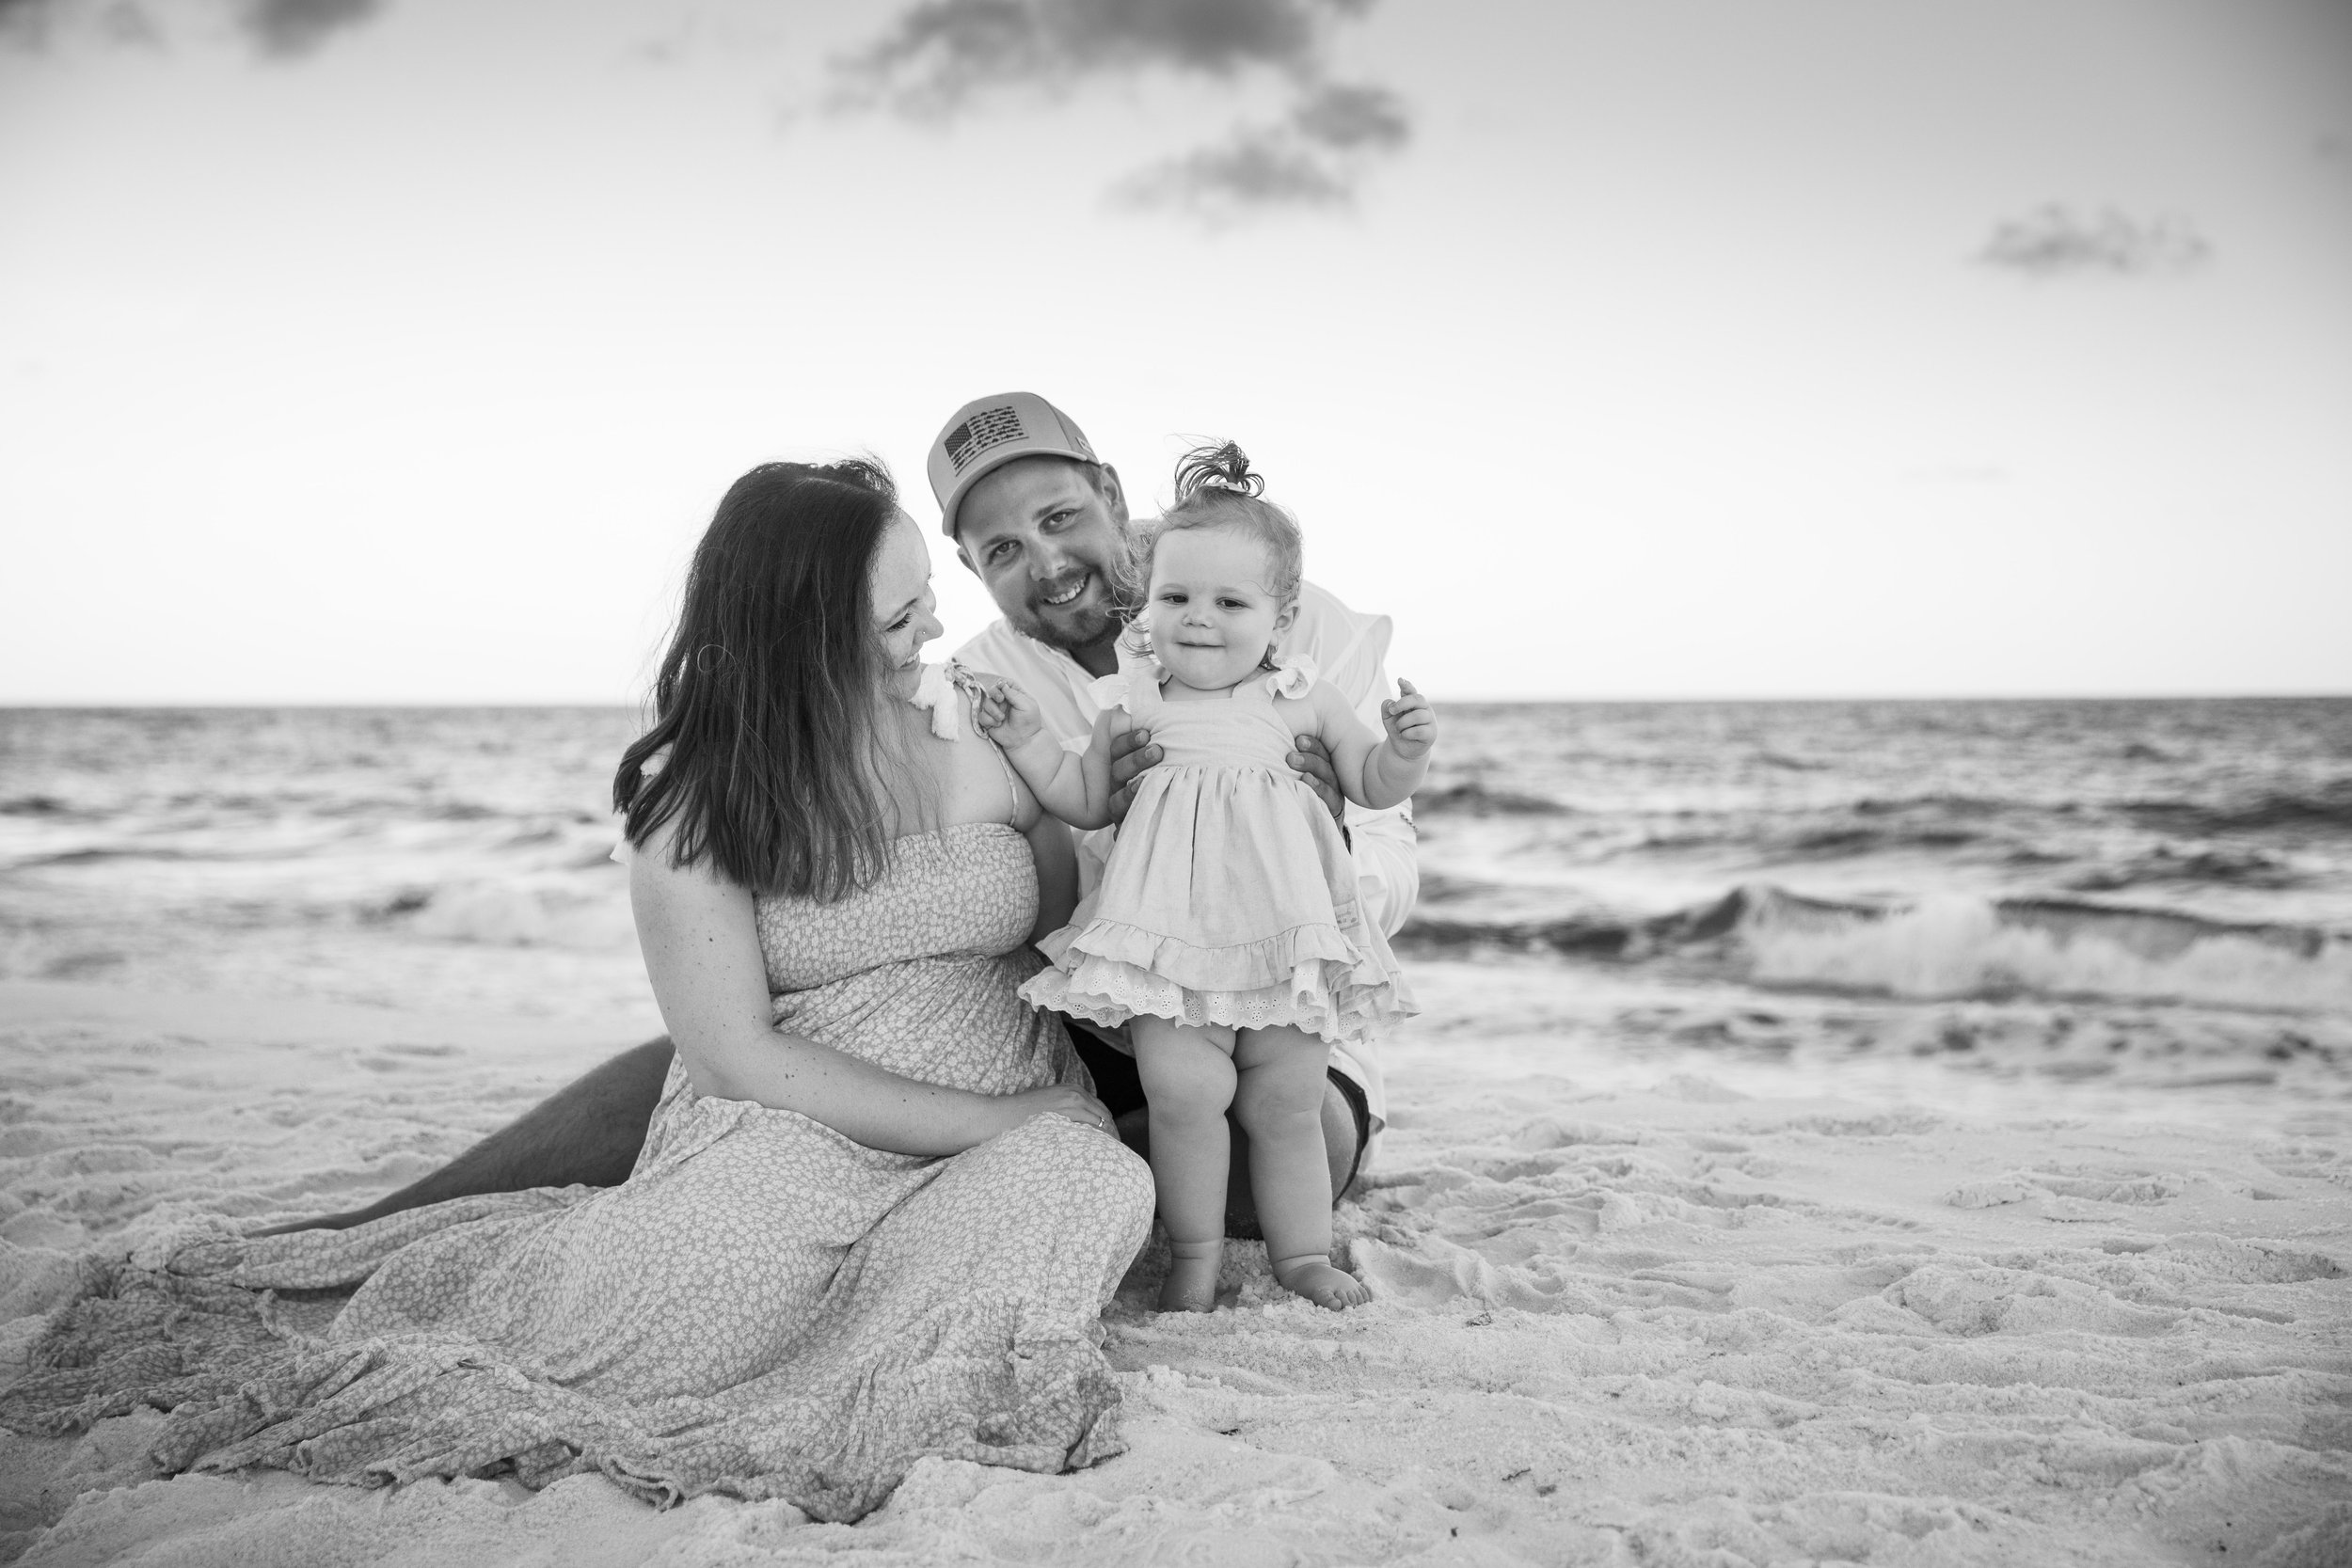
870, 508, 944, 696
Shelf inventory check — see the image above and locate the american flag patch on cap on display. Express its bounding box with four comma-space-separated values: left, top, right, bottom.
944, 405, 1026, 472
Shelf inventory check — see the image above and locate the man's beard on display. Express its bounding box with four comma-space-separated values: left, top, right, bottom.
1009, 560, 1140, 657
1009, 596, 1125, 657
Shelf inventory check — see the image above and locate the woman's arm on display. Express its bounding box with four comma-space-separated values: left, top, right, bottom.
628, 823, 1104, 1153
1025, 812, 1080, 942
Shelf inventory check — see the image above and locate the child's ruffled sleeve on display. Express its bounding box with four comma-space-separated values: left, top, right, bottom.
1266, 654, 1321, 702
1069, 673, 1130, 753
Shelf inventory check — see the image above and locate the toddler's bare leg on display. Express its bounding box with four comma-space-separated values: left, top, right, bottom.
1234, 1025, 1373, 1310
1130, 1016, 1238, 1312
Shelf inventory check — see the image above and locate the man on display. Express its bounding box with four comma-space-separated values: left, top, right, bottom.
931, 392, 1416, 1203
281, 393, 1416, 1233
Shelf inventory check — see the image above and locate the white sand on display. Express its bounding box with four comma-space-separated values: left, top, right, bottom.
4, 965, 2349, 1567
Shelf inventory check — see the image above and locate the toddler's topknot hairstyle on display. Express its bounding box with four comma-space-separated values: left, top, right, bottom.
1141, 440, 1305, 604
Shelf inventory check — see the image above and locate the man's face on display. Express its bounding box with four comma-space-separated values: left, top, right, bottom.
953, 456, 1135, 656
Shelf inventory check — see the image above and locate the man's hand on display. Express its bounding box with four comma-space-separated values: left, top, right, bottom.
1105, 725, 1160, 822
1286, 734, 1348, 826
1381, 678, 1437, 760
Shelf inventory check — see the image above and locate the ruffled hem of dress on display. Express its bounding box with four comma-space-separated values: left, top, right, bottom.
1020, 927, 1415, 1046
0, 1246, 1126, 1525
1037, 912, 1383, 992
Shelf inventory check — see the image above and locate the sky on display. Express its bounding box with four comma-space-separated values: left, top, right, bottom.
3, 0, 2348, 704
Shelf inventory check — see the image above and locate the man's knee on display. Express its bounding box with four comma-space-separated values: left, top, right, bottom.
1323, 1072, 1370, 1198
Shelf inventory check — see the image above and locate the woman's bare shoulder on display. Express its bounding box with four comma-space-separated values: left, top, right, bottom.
940, 718, 1038, 830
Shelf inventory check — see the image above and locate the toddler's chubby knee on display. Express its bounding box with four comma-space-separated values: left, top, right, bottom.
1134, 1040, 1238, 1115
1232, 1075, 1325, 1140
1141, 1071, 1236, 1123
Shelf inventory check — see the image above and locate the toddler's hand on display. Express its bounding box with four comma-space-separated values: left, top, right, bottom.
971, 675, 1041, 748
1381, 679, 1436, 760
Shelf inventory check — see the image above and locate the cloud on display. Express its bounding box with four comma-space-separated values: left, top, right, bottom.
834, 0, 1406, 216
1977, 205, 2212, 278
0, 0, 379, 55
0, 0, 62, 45
835, 0, 1369, 115
242, 0, 379, 56
1116, 130, 1348, 213
1114, 79, 1404, 218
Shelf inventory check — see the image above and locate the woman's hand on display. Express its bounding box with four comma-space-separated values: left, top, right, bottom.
989, 1084, 1116, 1139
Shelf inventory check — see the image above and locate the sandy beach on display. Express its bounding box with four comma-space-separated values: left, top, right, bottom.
5, 960, 2346, 1567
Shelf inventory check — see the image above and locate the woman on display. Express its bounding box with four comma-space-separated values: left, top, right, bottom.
0, 460, 1158, 1521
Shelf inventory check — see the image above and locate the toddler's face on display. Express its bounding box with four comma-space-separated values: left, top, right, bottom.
1142, 526, 1294, 692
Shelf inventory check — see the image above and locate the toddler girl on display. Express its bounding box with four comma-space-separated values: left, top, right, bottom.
977, 442, 1435, 1312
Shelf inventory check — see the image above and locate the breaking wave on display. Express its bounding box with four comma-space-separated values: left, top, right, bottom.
1401, 884, 2352, 1012
1739, 888, 2351, 1012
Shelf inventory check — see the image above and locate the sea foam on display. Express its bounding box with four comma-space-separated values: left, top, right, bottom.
1741, 889, 2352, 1012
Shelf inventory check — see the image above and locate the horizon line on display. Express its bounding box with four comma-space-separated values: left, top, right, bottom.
5, 690, 2350, 710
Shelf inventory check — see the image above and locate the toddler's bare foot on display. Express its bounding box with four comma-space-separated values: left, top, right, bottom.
1272, 1253, 1372, 1310
1159, 1239, 1223, 1313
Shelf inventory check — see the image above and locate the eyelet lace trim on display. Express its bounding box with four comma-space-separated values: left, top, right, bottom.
1022, 914, 1411, 1045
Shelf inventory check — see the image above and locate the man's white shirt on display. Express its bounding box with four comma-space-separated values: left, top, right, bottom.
955, 578, 1415, 1151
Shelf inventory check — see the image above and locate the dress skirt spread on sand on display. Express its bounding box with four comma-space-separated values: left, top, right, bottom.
1020, 657, 1416, 1045
0, 823, 1156, 1522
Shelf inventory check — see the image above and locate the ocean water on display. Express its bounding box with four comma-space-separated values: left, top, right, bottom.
3, 699, 2348, 1085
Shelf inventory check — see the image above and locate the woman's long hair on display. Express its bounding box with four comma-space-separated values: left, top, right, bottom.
612, 458, 900, 900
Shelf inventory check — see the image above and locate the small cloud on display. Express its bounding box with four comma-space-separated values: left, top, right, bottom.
1115, 129, 1349, 214
1115, 79, 1404, 219
241, 0, 379, 56
834, 0, 1407, 217
0, 0, 380, 54
98, 0, 160, 47
835, 0, 1359, 117
1978, 205, 2212, 278
1291, 79, 1405, 150
0, 0, 60, 47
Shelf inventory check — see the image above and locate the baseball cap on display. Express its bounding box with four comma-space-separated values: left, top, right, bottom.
927, 391, 1099, 539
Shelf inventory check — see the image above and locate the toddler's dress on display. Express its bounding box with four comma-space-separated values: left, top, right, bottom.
1020, 652, 1416, 1044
